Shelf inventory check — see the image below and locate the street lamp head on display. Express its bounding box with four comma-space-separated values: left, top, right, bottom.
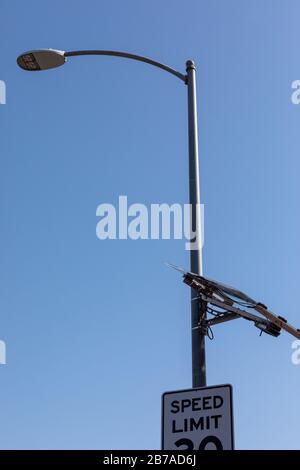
17, 49, 66, 71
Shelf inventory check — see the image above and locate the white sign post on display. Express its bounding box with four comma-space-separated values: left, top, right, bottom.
162, 384, 234, 450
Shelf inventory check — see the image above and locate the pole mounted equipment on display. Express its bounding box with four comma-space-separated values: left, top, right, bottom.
168, 264, 300, 340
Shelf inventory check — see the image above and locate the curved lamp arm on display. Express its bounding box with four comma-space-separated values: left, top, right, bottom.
64, 50, 187, 83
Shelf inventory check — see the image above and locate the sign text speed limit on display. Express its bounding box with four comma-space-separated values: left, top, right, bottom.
162, 384, 234, 450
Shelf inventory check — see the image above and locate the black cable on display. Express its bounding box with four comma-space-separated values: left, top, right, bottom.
207, 326, 214, 340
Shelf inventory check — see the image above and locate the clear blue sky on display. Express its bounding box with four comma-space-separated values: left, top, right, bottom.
1, 0, 300, 450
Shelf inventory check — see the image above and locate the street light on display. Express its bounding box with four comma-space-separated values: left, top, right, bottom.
17, 48, 206, 388
17, 49, 66, 71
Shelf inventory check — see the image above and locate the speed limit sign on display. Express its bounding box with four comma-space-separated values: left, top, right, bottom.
162, 384, 234, 450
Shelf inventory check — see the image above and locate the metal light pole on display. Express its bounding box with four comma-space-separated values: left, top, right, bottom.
186, 60, 206, 387
17, 48, 206, 388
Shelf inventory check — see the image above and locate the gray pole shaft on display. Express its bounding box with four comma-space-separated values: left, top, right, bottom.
186, 60, 207, 388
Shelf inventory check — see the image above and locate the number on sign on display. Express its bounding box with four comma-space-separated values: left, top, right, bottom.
175, 436, 223, 450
